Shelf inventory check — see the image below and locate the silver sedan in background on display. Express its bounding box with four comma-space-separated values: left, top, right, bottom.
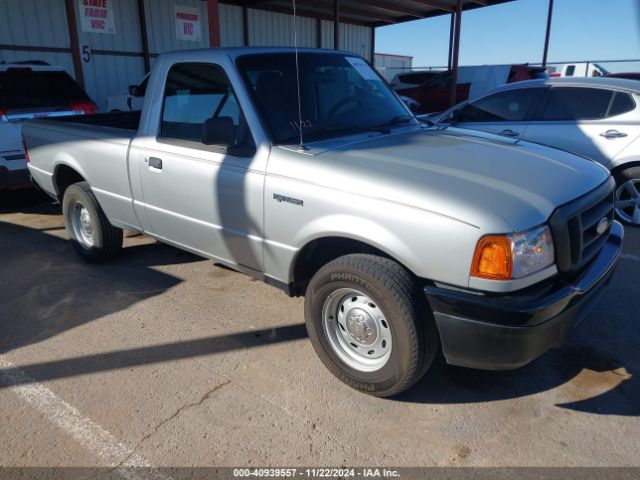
434, 77, 640, 225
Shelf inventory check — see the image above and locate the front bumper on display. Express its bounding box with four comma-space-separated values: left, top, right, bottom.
425, 221, 624, 370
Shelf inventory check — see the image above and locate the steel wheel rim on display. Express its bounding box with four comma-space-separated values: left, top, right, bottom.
615, 179, 640, 225
70, 201, 95, 248
322, 288, 392, 372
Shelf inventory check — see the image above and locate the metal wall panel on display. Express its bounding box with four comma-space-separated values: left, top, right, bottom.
219, 3, 244, 47
0, 0, 69, 48
75, 0, 142, 52
340, 23, 371, 60
0, 50, 75, 77
144, 0, 210, 54
321, 20, 372, 60
84, 55, 145, 111
320, 20, 334, 50
247, 9, 316, 48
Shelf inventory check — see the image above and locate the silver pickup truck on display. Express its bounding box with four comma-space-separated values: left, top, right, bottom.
24, 48, 623, 397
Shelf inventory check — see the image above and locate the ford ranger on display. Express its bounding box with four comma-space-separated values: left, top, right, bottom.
23, 48, 623, 397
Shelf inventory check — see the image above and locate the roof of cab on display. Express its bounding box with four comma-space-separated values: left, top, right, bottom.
157, 46, 359, 62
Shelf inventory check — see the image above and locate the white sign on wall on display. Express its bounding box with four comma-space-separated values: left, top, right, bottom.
174, 6, 201, 42
79, 0, 115, 34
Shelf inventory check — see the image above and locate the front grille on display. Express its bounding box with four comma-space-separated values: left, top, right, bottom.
549, 177, 615, 277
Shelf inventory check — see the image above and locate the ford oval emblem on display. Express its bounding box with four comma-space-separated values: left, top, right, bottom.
596, 217, 610, 235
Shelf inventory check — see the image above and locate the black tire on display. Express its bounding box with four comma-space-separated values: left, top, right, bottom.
304, 254, 438, 397
613, 166, 640, 226
62, 181, 123, 263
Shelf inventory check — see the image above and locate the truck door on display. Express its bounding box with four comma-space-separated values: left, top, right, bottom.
130, 62, 265, 272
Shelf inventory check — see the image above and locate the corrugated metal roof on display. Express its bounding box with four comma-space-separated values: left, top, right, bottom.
221, 0, 517, 26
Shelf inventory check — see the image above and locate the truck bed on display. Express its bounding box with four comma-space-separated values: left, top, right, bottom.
46, 110, 141, 132
23, 110, 143, 231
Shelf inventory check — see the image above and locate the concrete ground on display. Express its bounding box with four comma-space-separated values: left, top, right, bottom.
0, 189, 639, 469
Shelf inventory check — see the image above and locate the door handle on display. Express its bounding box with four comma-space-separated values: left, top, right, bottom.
600, 129, 627, 139
499, 129, 520, 137
147, 157, 163, 169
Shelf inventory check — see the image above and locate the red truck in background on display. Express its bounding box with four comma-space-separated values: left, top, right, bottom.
396, 64, 547, 114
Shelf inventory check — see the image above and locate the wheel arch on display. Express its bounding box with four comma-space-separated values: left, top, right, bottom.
610, 159, 640, 177
53, 163, 87, 202
290, 235, 420, 297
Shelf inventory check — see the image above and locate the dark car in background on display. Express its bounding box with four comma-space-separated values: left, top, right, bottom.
389, 70, 444, 90
0, 62, 97, 191
606, 72, 640, 81
396, 64, 548, 114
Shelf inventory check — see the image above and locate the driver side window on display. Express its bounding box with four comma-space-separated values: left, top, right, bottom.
160, 62, 243, 143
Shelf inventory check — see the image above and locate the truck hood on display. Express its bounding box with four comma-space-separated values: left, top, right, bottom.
279, 127, 610, 232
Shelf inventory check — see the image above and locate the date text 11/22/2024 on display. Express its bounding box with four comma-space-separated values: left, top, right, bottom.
232, 468, 401, 478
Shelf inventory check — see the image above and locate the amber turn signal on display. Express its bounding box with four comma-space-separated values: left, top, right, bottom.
470, 235, 513, 280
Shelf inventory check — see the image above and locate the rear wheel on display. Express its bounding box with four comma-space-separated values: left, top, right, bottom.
62, 182, 123, 263
304, 254, 438, 397
614, 166, 640, 226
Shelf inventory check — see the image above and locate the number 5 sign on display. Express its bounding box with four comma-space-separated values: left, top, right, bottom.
81, 44, 92, 63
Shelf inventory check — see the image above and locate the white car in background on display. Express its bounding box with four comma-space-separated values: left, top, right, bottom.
105, 74, 149, 112
1, 62, 96, 191
435, 77, 640, 225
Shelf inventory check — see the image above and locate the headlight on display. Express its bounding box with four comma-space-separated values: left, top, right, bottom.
470, 225, 555, 280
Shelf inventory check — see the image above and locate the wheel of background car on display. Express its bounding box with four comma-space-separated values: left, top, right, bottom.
325, 96, 362, 118
614, 166, 640, 226
62, 181, 123, 262
304, 253, 438, 397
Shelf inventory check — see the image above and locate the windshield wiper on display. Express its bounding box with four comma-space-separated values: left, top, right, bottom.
277, 119, 411, 145
373, 115, 414, 130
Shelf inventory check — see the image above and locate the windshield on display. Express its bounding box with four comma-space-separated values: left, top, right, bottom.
236, 52, 415, 144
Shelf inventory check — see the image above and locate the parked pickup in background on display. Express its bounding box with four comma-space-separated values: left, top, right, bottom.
0, 62, 97, 191
24, 48, 623, 397
550, 62, 608, 78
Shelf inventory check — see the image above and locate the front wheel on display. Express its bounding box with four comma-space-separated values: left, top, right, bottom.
62, 181, 123, 263
614, 166, 640, 226
304, 254, 438, 397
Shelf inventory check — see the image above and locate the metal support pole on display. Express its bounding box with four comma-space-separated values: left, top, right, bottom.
449, 0, 462, 108
64, 0, 85, 89
136, 0, 151, 73
208, 0, 221, 47
243, 6, 249, 46
542, 0, 554, 67
370, 26, 375, 63
448, 12, 454, 70
333, 0, 340, 49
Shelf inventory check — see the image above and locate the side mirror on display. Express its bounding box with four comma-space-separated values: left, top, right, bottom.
129, 85, 139, 96
446, 111, 459, 124
202, 116, 235, 146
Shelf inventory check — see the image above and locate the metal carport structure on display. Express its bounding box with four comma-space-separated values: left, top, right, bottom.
214, 0, 556, 107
